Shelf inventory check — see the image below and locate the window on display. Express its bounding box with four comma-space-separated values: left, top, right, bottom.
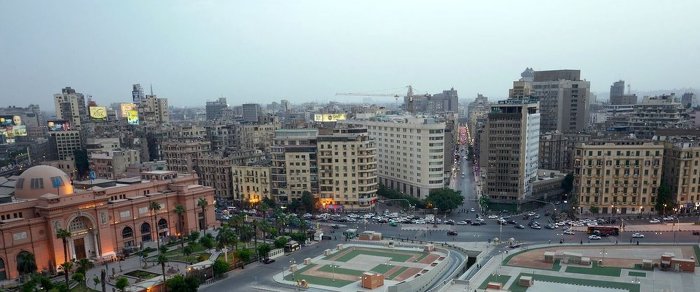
30, 178, 44, 189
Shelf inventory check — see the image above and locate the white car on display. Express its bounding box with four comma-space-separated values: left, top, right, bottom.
456, 220, 469, 225
632, 233, 645, 238
469, 208, 476, 212
487, 215, 499, 219
649, 219, 661, 224
588, 235, 602, 240
563, 230, 575, 235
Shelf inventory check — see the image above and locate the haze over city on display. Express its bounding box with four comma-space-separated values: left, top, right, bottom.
2, 0, 699, 108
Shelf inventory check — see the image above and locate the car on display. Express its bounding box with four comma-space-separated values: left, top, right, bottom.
507, 219, 518, 225
563, 230, 575, 235
588, 235, 602, 240
545, 224, 556, 230
469, 208, 476, 212
509, 243, 522, 248
471, 221, 482, 226
321, 235, 332, 240
515, 224, 525, 229
487, 215, 499, 219
262, 258, 276, 264
693, 231, 700, 236
331, 224, 340, 229
447, 231, 458, 236
533, 214, 541, 219
649, 219, 661, 224
445, 219, 455, 225
632, 233, 645, 238
530, 225, 542, 229
456, 220, 469, 225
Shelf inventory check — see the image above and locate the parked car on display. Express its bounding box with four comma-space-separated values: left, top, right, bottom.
321, 235, 332, 240
509, 243, 522, 248
447, 231, 458, 236
588, 235, 602, 240
262, 258, 276, 264
649, 219, 661, 224
515, 224, 525, 229
331, 224, 340, 229
632, 233, 645, 238
507, 219, 518, 225
471, 221, 482, 226
563, 230, 575, 235
530, 225, 542, 230
469, 208, 476, 212
456, 220, 469, 225
545, 224, 556, 230
445, 219, 455, 225
487, 215, 499, 219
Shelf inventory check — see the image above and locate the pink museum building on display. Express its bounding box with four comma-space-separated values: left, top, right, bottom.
0, 165, 216, 280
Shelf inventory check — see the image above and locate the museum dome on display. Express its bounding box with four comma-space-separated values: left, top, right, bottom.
15, 165, 74, 200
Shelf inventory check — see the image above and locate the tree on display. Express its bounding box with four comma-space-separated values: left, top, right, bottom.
197, 198, 208, 233
183, 246, 193, 263
72, 272, 85, 288
426, 188, 464, 213
56, 228, 72, 283
561, 173, 574, 193
236, 249, 251, 267
92, 275, 100, 289
212, 259, 229, 278
73, 149, 90, 179
216, 224, 237, 250
115, 277, 129, 292
301, 191, 316, 213
188, 231, 200, 243
274, 236, 289, 249
60, 261, 73, 285
199, 233, 215, 250
290, 232, 307, 243
174, 204, 186, 249
655, 182, 673, 215
76, 258, 94, 275
16, 252, 37, 280
166, 275, 200, 292
288, 199, 302, 214
149, 201, 163, 249
160, 245, 169, 255
257, 243, 272, 259
157, 254, 168, 283
261, 197, 276, 209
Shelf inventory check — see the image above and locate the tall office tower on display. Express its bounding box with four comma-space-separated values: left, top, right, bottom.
341, 116, 447, 199
573, 141, 664, 215
610, 80, 625, 99
53, 87, 88, 130
205, 97, 228, 121
467, 94, 490, 137
317, 127, 378, 210
681, 92, 696, 108
483, 98, 540, 203
628, 94, 686, 139
609, 80, 637, 105
138, 93, 169, 127
48, 130, 82, 160
271, 129, 319, 204
242, 103, 262, 123
531, 70, 590, 133
663, 140, 700, 211
132, 84, 145, 103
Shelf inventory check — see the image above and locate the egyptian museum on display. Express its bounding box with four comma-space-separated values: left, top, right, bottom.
0, 165, 216, 280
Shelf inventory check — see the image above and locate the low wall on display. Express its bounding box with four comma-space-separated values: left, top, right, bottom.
268, 248, 284, 259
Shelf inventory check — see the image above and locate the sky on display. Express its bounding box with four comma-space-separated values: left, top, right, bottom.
1, 0, 699, 109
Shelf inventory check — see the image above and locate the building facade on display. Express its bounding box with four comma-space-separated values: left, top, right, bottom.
573, 141, 664, 215
627, 94, 687, 139
48, 130, 82, 161
89, 149, 141, 179
317, 127, 378, 210
161, 140, 211, 174
0, 165, 215, 280
232, 164, 272, 204
271, 129, 319, 204
53, 87, 87, 130
206, 98, 228, 121
138, 94, 169, 127
238, 122, 280, 152
483, 99, 540, 203
241, 103, 262, 123
662, 140, 700, 212
531, 70, 591, 133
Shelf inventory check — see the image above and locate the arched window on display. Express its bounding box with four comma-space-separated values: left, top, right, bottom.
0, 257, 6, 280
141, 223, 152, 242
16, 251, 36, 276
122, 227, 133, 239
158, 219, 168, 230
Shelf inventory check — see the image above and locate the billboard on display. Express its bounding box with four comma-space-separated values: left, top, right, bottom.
126, 110, 139, 125
0, 115, 27, 143
89, 106, 108, 121
47, 120, 71, 132
314, 113, 347, 122
120, 103, 137, 118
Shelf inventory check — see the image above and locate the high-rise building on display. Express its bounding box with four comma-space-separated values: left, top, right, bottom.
341, 116, 446, 199
242, 103, 262, 123
609, 80, 637, 105
48, 130, 82, 160
662, 140, 700, 211
530, 70, 590, 133
539, 132, 593, 173
317, 127, 378, 210
132, 84, 145, 103
627, 94, 687, 139
610, 80, 625, 99
271, 129, 319, 204
467, 94, 490, 139
205, 98, 228, 121
238, 122, 280, 152
138, 94, 169, 127
681, 92, 696, 108
483, 98, 540, 203
54, 87, 87, 130
405, 88, 459, 114
573, 141, 664, 215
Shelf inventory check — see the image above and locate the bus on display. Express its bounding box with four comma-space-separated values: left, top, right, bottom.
343, 229, 358, 239
284, 240, 300, 252
587, 226, 620, 236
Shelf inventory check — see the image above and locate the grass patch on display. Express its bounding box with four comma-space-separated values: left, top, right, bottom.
329, 248, 421, 262
551, 259, 561, 271
508, 273, 639, 292
386, 266, 408, 280
628, 271, 646, 277
370, 264, 392, 274
478, 274, 511, 290
283, 264, 355, 288
693, 245, 700, 267
565, 261, 621, 277
414, 252, 432, 262
317, 265, 365, 276
124, 270, 160, 279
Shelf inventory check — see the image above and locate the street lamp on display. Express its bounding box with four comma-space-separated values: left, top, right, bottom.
289, 260, 297, 281
331, 264, 339, 281
600, 248, 608, 266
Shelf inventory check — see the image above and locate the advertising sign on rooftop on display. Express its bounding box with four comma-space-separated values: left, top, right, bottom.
313, 113, 347, 122
89, 106, 108, 121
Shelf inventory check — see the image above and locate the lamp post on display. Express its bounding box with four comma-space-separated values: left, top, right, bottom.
663, 203, 667, 217
331, 264, 338, 281
600, 248, 608, 266
289, 260, 297, 282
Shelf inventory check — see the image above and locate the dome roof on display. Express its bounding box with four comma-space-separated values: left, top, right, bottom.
15, 165, 74, 200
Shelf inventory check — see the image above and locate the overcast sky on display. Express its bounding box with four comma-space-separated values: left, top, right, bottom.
1, 1, 699, 109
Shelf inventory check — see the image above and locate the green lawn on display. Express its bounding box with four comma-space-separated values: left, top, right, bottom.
565, 261, 621, 277
414, 252, 432, 262
370, 264, 392, 274
330, 248, 420, 262
551, 259, 561, 271
317, 264, 365, 276
478, 274, 511, 289
282, 264, 356, 288
628, 271, 646, 277
385, 266, 408, 280
508, 273, 640, 292
124, 270, 160, 279
693, 245, 700, 266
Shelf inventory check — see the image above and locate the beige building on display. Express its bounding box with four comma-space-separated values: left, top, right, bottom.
138, 94, 169, 127
86, 138, 121, 154
48, 130, 82, 160
232, 163, 272, 204
662, 140, 700, 212
531, 70, 591, 133
317, 127, 378, 210
627, 94, 687, 139
271, 129, 318, 204
53, 87, 87, 130
197, 154, 235, 202
161, 140, 211, 174
573, 141, 664, 215
89, 149, 141, 179
238, 122, 280, 151
342, 116, 446, 199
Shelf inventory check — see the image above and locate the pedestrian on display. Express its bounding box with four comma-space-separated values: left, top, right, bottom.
580, 240, 583, 245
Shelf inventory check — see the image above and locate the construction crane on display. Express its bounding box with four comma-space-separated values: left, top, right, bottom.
335, 85, 427, 112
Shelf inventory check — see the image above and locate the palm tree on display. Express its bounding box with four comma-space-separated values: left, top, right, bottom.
60, 261, 73, 286
56, 228, 72, 283
197, 198, 208, 234
16, 251, 37, 281
173, 204, 186, 249
149, 201, 162, 249
157, 254, 168, 286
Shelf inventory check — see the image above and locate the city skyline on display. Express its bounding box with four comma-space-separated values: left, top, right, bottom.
2, 1, 700, 109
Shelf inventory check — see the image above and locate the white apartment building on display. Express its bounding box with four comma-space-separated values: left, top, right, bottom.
271, 129, 318, 204
342, 116, 446, 199
317, 127, 378, 210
